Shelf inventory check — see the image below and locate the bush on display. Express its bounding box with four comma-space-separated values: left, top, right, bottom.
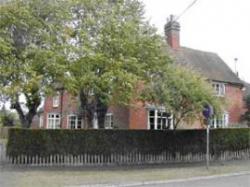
7, 128, 250, 157
0, 110, 20, 127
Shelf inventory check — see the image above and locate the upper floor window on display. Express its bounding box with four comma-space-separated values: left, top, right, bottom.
47, 113, 61, 129
105, 113, 113, 129
52, 93, 60, 107
211, 112, 229, 128
148, 107, 173, 130
68, 115, 83, 129
212, 82, 225, 96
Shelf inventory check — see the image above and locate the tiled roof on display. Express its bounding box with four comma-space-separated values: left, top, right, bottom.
169, 47, 243, 85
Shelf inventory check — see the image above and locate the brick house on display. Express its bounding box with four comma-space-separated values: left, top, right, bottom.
36, 16, 246, 130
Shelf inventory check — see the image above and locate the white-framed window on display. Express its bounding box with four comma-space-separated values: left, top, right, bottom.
68, 115, 83, 129
52, 92, 60, 107
212, 82, 226, 96
148, 108, 173, 130
211, 112, 229, 128
105, 113, 113, 129
47, 113, 61, 129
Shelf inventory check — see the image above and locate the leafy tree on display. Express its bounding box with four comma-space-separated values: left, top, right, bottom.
0, 106, 20, 127
147, 64, 222, 129
243, 94, 250, 127
0, 0, 69, 128
64, 0, 171, 128
245, 94, 250, 109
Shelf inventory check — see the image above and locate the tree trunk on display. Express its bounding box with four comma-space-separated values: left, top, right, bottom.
79, 90, 90, 128
96, 98, 108, 129
79, 90, 96, 129
13, 96, 40, 128
79, 90, 108, 129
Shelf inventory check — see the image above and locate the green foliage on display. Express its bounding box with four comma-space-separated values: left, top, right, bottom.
147, 64, 223, 129
0, 0, 70, 127
0, 109, 20, 127
61, 0, 171, 127
243, 94, 250, 126
7, 128, 250, 157
0, 0, 223, 130
245, 94, 250, 110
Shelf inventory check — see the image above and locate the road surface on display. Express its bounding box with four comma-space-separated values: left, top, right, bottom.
133, 173, 250, 187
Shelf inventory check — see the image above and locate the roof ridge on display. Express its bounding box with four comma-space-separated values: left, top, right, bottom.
180, 46, 218, 56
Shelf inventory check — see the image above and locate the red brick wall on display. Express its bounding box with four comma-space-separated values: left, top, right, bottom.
225, 83, 245, 125
43, 91, 78, 129
43, 92, 130, 129
166, 31, 180, 50
108, 106, 129, 129
128, 101, 148, 129
126, 84, 245, 129
41, 83, 245, 129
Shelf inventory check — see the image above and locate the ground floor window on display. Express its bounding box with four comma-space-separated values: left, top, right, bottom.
105, 113, 113, 129
211, 112, 229, 128
148, 108, 173, 130
68, 115, 83, 129
47, 113, 61, 129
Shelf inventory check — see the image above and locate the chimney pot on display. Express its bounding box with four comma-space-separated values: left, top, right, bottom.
164, 15, 180, 50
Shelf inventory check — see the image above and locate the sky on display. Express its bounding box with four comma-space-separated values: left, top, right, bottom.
142, 0, 250, 83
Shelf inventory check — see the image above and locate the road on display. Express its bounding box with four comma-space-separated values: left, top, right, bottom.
133, 173, 250, 187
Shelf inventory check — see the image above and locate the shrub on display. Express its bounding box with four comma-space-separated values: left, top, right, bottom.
7, 128, 250, 157
0, 110, 20, 127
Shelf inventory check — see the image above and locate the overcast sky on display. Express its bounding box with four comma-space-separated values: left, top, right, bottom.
142, 0, 250, 83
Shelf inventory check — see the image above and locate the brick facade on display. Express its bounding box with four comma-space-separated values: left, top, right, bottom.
128, 101, 148, 129
42, 91, 78, 129
40, 83, 245, 129
225, 83, 246, 125
108, 106, 130, 129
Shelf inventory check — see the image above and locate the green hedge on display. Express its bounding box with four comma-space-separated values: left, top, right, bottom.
7, 128, 250, 157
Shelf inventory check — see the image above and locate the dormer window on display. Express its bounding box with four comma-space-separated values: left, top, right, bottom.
52, 92, 60, 107
212, 82, 225, 96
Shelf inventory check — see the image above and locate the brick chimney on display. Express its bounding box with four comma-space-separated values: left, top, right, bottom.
164, 15, 180, 50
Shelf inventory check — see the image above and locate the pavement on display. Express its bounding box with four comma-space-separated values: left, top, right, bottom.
0, 160, 250, 187
127, 172, 250, 187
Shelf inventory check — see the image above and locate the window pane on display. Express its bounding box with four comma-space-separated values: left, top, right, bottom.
157, 111, 162, 117
157, 124, 161, 130
48, 113, 60, 129
52, 94, 60, 107
162, 118, 167, 129
150, 118, 154, 124
77, 117, 82, 129
69, 115, 76, 129
157, 118, 161, 125
150, 124, 154, 130
105, 113, 113, 129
